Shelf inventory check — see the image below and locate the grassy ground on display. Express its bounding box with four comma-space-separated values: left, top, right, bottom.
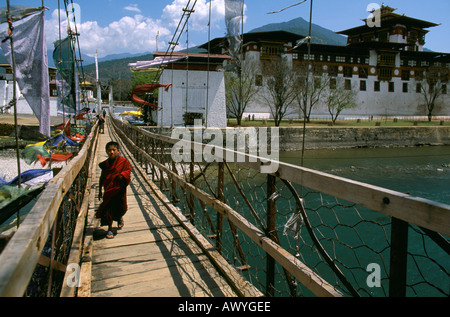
227, 118, 449, 127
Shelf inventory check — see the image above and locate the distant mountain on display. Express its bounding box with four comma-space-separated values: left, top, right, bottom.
1, 17, 436, 88
249, 17, 347, 46
47, 51, 153, 68
0, 47, 152, 68
82, 53, 154, 82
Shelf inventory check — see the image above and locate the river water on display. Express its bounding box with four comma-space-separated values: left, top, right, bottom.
280, 145, 450, 205
1, 143, 449, 296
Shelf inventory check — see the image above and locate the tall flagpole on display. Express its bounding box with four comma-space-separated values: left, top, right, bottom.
6, 0, 22, 227
301, 0, 313, 167
95, 50, 101, 114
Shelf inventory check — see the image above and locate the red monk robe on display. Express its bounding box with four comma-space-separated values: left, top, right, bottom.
96, 155, 132, 227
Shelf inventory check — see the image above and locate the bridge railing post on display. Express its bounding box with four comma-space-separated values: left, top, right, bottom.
217, 162, 224, 254
266, 174, 277, 297
389, 217, 409, 297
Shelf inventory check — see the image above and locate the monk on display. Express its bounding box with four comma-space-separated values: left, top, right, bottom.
96, 141, 132, 239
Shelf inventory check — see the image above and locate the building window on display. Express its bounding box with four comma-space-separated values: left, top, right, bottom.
359, 67, 368, 78
403, 82, 408, 93
303, 53, 315, 61
378, 53, 396, 67
389, 82, 395, 92
330, 78, 336, 89
415, 70, 424, 81
255, 75, 263, 87
416, 83, 422, 93
261, 44, 283, 59
292, 53, 299, 60
336, 56, 346, 63
401, 70, 410, 81
343, 66, 353, 78
360, 80, 366, 91
345, 79, 352, 90
328, 65, 338, 77
378, 67, 393, 81
374, 81, 380, 92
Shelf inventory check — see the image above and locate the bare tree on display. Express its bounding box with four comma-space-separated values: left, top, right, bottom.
225, 60, 260, 126
325, 77, 358, 125
294, 62, 330, 122
260, 57, 298, 126
418, 65, 448, 121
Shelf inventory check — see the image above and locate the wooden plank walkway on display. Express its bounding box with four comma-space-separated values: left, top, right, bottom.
85, 122, 244, 297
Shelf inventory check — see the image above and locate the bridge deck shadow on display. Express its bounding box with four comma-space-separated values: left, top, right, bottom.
89, 123, 238, 297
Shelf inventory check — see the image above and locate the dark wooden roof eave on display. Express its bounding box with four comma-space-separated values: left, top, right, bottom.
338, 14, 439, 36
199, 31, 306, 50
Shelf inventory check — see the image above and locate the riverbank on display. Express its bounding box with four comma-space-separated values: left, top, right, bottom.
2, 114, 450, 151
278, 126, 450, 150
146, 125, 450, 151
0, 114, 64, 149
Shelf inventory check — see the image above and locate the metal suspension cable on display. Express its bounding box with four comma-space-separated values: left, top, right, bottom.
63, 0, 89, 116
301, 0, 313, 167
5, 0, 21, 228
57, 0, 66, 123
205, 0, 211, 127
155, 0, 198, 82
185, 19, 189, 121
67, 0, 89, 112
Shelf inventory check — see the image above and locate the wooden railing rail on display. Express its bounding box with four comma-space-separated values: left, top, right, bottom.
111, 116, 450, 297
0, 122, 98, 297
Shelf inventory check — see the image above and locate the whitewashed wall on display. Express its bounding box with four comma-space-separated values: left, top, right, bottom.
158, 69, 227, 128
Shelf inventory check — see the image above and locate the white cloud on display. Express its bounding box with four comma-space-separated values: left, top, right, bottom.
163, 0, 225, 32
45, 1, 231, 58
46, 9, 170, 58
124, 4, 141, 13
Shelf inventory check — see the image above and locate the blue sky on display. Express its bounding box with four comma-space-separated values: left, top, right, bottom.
11, 0, 450, 57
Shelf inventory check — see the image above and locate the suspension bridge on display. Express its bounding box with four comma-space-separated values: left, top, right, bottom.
0, 115, 448, 297
0, 0, 449, 299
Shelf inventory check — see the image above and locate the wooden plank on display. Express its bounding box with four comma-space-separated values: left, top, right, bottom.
116, 132, 262, 297
276, 163, 450, 237
0, 180, 64, 297
113, 124, 341, 297
91, 259, 237, 297
93, 226, 192, 250
60, 133, 99, 297
0, 124, 99, 297
118, 119, 450, 236
91, 235, 204, 265
77, 261, 92, 297
88, 124, 240, 298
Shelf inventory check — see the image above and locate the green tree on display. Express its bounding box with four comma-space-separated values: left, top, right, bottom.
225, 60, 260, 126
260, 57, 297, 127
325, 77, 357, 125
418, 65, 448, 122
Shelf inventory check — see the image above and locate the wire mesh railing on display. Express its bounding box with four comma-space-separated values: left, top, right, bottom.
111, 117, 449, 297
0, 122, 98, 297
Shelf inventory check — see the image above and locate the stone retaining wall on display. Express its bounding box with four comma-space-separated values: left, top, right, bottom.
145, 126, 450, 151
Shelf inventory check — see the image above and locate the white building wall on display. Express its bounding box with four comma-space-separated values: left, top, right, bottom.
158, 69, 227, 128
310, 73, 450, 119
239, 46, 450, 120
1, 80, 59, 116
